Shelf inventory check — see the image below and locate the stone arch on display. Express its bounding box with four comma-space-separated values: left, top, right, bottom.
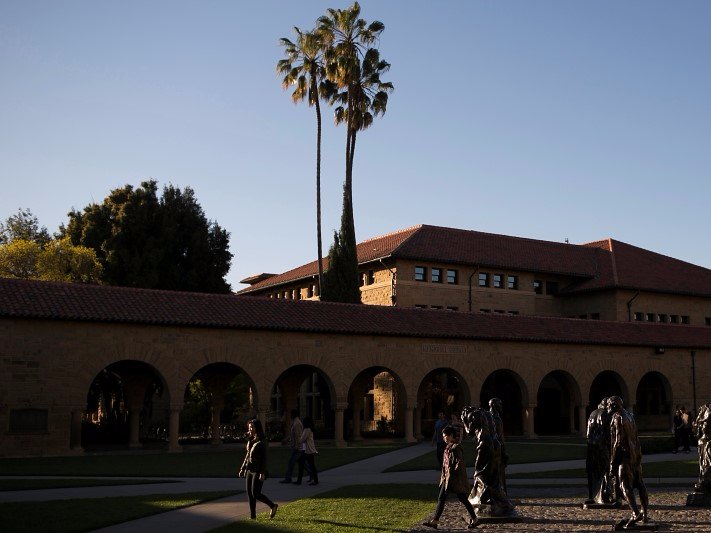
416, 367, 472, 439
82, 360, 169, 450
480, 369, 528, 436
347, 366, 408, 441
272, 365, 337, 440
635, 371, 673, 431
588, 370, 628, 415
181, 362, 258, 445
534, 369, 583, 435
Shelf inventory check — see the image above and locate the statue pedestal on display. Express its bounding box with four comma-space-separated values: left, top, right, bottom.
613, 519, 658, 531
582, 499, 623, 510
686, 492, 711, 507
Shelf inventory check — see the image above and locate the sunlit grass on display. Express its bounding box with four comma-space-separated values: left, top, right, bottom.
0, 491, 237, 532
213, 484, 435, 533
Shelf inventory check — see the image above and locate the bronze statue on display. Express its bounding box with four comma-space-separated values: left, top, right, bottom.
688, 403, 711, 506
585, 397, 617, 506
488, 397, 508, 493
461, 405, 514, 517
607, 396, 650, 528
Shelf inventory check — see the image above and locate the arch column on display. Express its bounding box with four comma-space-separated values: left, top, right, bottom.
578, 404, 588, 436
523, 404, 537, 439
351, 395, 363, 441
168, 405, 182, 452
70, 408, 84, 451
335, 402, 347, 448
414, 405, 423, 440
404, 404, 416, 443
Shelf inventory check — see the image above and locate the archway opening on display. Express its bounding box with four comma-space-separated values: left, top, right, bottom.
635, 371, 672, 431
181, 363, 256, 444
273, 365, 335, 440
348, 367, 407, 440
83, 360, 167, 449
588, 371, 626, 415
417, 368, 471, 438
481, 369, 525, 436
535, 370, 581, 435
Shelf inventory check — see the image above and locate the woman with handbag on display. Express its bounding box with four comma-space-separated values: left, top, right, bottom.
294, 416, 319, 485
238, 418, 278, 519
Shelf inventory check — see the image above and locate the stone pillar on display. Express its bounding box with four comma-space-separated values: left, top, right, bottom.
414, 406, 423, 440
523, 405, 537, 439
404, 405, 416, 443
352, 396, 363, 441
70, 409, 84, 451
123, 374, 152, 449
128, 410, 141, 448
578, 405, 588, 437
335, 403, 347, 448
168, 406, 182, 453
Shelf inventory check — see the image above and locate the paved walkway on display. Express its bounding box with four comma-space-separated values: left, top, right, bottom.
0, 444, 697, 532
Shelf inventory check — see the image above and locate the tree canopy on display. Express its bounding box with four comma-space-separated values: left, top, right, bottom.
0, 208, 51, 246
62, 180, 233, 293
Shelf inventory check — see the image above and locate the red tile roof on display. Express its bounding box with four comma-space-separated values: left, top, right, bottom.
2, 277, 710, 348
238, 224, 711, 298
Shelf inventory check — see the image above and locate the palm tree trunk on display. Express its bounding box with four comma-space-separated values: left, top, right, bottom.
314, 78, 324, 295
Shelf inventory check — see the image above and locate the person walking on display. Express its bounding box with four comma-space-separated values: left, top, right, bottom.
238, 418, 278, 520
295, 416, 319, 486
422, 425, 479, 529
279, 409, 311, 483
672, 406, 683, 453
681, 406, 692, 453
431, 412, 448, 468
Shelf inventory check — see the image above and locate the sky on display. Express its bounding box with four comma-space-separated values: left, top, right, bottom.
1, 1, 710, 290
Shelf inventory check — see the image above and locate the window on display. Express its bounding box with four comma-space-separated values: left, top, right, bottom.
431, 268, 442, 283
480, 308, 491, 313
494, 309, 505, 314
307, 286, 313, 298
634, 312, 644, 321
646, 313, 655, 322
578, 314, 588, 319
294, 289, 301, 300
415, 266, 427, 282
545, 281, 559, 295
533, 280, 543, 294
670, 315, 679, 324
284, 291, 290, 299
446, 306, 459, 311
507, 275, 518, 290
447, 269, 458, 284
682, 315, 690, 324
493, 274, 503, 288
368, 270, 375, 285
478, 273, 489, 287
658, 314, 668, 323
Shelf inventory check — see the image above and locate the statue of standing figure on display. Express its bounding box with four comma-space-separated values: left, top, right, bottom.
584, 397, 618, 507
461, 405, 514, 517
607, 396, 652, 529
687, 403, 711, 506
489, 398, 508, 494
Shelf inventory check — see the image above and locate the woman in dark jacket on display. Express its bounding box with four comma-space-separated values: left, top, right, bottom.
239, 418, 278, 519
423, 425, 478, 529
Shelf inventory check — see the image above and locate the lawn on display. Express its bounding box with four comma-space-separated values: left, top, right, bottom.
0, 443, 406, 477
385, 440, 586, 472
510, 459, 698, 479
0, 478, 178, 491
0, 491, 237, 532
212, 484, 436, 533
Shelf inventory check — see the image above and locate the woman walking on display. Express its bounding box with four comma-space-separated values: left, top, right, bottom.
423, 425, 479, 529
294, 416, 319, 485
238, 418, 278, 520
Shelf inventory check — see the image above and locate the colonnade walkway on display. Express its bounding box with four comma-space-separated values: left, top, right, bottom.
0, 443, 696, 532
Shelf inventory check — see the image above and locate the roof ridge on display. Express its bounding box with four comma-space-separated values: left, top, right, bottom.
359, 224, 423, 244
607, 238, 620, 285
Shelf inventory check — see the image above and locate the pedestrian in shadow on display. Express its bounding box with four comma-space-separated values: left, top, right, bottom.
432, 411, 448, 469
294, 416, 319, 486
279, 409, 312, 483
238, 418, 278, 520
423, 425, 479, 529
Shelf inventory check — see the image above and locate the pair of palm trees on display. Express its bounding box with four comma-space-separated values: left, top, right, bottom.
277, 2, 393, 303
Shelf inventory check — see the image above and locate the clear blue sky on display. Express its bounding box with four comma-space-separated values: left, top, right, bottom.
2, 1, 709, 290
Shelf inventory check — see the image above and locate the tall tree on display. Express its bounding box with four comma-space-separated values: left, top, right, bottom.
318, 2, 393, 303
277, 28, 333, 295
62, 180, 233, 293
0, 208, 51, 246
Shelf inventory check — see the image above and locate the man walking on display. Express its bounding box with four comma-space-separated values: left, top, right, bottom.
280, 409, 309, 483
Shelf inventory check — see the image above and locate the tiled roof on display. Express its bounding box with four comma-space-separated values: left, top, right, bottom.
238, 224, 711, 298
2, 277, 710, 348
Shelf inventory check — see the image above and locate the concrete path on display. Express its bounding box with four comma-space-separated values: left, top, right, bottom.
0, 444, 697, 532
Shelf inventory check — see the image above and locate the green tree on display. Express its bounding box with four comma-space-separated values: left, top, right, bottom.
62, 180, 233, 293
317, 2, 393, 303
277, 28, 334, 295
0, 239, 41, 279
0, 208, 51, 245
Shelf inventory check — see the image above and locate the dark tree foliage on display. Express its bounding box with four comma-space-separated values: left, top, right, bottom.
0, 208, 51, 245
62, 180, 232, 293
321, 225, 360, 304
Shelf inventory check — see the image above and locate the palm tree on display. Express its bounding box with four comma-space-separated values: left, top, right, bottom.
317, 2, 393, 303
277, 28, 333, 295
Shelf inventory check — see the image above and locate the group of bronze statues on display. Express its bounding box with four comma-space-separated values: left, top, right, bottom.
690, 403, 711, 505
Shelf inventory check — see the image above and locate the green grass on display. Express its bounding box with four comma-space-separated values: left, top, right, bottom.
384, 441, 586, 472
212, 484, 436, 533
0, 478, 178, 491
0, 490, 237, 532
510, 460, 698, 479
0, 444, 405, 477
